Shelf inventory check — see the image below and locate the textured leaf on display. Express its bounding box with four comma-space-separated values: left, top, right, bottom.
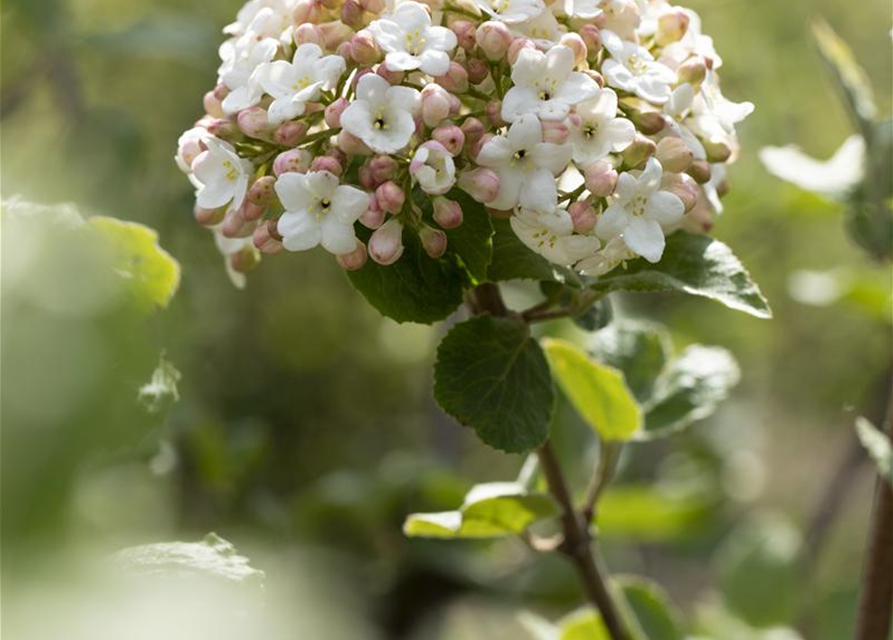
589, 322, 672, 403
616, 576, 684, 640
641, 346, 740, 440
88, 216, 181, 311
855, 417, 893, 485
347, 225, 465, 324
543, 338, 642, 441
435, 315, 555, 453
404, 482, 557, 539
488, 217, 576, 284
589, 233, 771, 319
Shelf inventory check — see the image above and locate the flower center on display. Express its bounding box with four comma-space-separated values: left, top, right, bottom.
627, 55, 647, 74
311, 197, 333, 220
291, 76, 312, 91
490, 0, 510, 14
583, 122, 600, 139
510, 148, 534, 170
532, 228, 558, 249
222, 159, 238, 182
404, 29, 426, 55
629, 195, 647, 217
535, 78, 558, 101
373, 108, 390, 130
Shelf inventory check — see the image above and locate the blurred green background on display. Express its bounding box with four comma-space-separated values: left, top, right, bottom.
2, 0, 892, 638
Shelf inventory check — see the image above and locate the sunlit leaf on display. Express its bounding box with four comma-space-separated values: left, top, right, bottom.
855, 417, 893, 485
597, 485, 712, 541
559, 608, 611, 640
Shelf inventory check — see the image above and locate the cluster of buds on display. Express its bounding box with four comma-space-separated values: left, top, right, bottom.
176, 0, 752, 280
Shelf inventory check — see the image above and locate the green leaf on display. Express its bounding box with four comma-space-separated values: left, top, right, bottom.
112, 533, 265, 588
542, 338, 642, 441
426, 188, 494, 282
435, 315, 555, 453
641, 345, 740, 440
88, 216, 181, 311
137, 352, 181, 413
588, 233, 772, 319
559, 609, 611, 640
574, 297, 613, 332
488, 218, 576, 284
346, 224, 465, 324
616, 575, 684, 640
403, 481, 557, 539
597, 485, 711, 542
855, 417, 893, 485
590, 322, 672, 403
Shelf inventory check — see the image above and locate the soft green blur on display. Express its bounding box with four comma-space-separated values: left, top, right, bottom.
2, 0, 891, 638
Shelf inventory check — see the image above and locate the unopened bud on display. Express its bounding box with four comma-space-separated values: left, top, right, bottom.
541, 119, 570, 144
433, 196, 463, 229
458, 167, 500, 203
195, 204, 226, 227
421, 83, 452, 127
376, 180, 406, 214
655, 136, 694, 173
350, 29, 381, 64
376, 64, 405, 85
452, 20, 476, 51
559, 33, 587, 66
485, 100, 506, 128
465, 57, 489, 84
338, 130, 373, 155
359, 0, 385, 12
578, 25, 602, 61
273, 120, 309, 147
213, 83, 229, 101
294, 23, 322, 46
677, 56, 707, 85
656, 9, 690, 46
687, 159, 711, 184
507, 37, 535, 65
341, 0, 364, 29
238, 107, 273, 139
583, 160, 618, 197
583, 69, 605, 88
368, 218, 405, 265
325, 97, 349, 128
203, 91, 225, 118
248, 175, 277, 207
461, 117, 485, 145
431, 124, 465, 156
621, 135, 657, 169
253, 219, 285, 254
662, 172, 699, 212
222, 207, 254, 238
568, 201, 598, 234
273, 148, 313, 175
360, 198, 385, 228
703, 139, 732, 163
419, 224, 448, 258
469, 132, 493, 160
229, 245, 261, 273
294, 0, 322, 24
318, 21, 354, 50
336, 240, 369, 269
310, 155, 344, 176
624, 97, 666, 135
435, 62, 469, 93
206, 118, 239, 142
681, 194, 714, 234
476, 21, 513, 61
368, 154, 398, 184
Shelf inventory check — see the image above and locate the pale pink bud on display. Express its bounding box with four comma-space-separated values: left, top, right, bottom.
627, 103, 665, 135
310, 155, 344, 176
359, 0, 385, 12
206, 118, 239, 141
325, 97, 349, 128
717, 178, 730, 198
229, 246, 261, 273
420, 83, 452, 127
677, 56, 707, 85
507, 38, 535, 65
248, 175, 277, 206
294, 0, 322, 24
341, 0, 364, 29
337, 130, 373, 155
336, 41, 352, 59
213, 83, 229, 101
435, 61, 468, 93
336, 240, 369, 269
273, 149, 313, 175
452, 20, 476, 51
476, 20, 514, 61
195, 204, 226, 227
203, 91, 225, 118
376, 64, 404, 85
294, 23, 322, 46
579, 25, 602, 61
431, 124, 465, 156
350, 30, 381, 64
465, 56, 489, 84
583, 160, 618, 197
559, 33, 587, 66
318, 21, 354, 49
681, 193, 714, 234
222, 207, 254, 238
656, 9, 690, 46
320, 0, 340, 10
368, 218, 405, 265
448, 94, 461, 115
621, 135, 657, 169
568, 201, 598, 234
240, 200, 268, 222
663, 172, 699, 212
237, 107, 273, 139
253, 220, 285, 254
359, 164, 376, 190
655, 136, 694, 173
541, 119, 569, 144
433, 196, 463, 229
468, 132, 493, 160
704, 139, 732, 163
485, 100, 506, 128
461, 117, 485, 144
360, 198, 385, 228
369, 154, 398, 183
376, 181, 406, 214
419, 224, 448, 258
273, 120, 309, 147
458, 167, 500, 204
687, 159, 711, 184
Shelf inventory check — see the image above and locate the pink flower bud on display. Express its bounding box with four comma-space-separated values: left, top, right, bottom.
318, 21, 354, 49
359, 0, 385, 12
206, 118, 239, 142
253, 220, 285, 254
222, 207, 254, 238
229, 245, 261, 273
431, 124, 465, 156
310, 155, 344, 176
195, 204, 226, 227
376, 64, 405, 85
240, 200, 267, 222
507, 38, 535, 65
583, 160, 618, 197
248, 175, 277, 206
452, 20, 476, 51
468, 132, 493, 160
461, 117, 485, 144
485, 100, 506, 128
320, 0, 340, 10
458, 167, 500, 204
420, 83, 452, 128
273, 120, 309, 147
628, 105, 665, 135
336, 240, 369, 269
203, 91, 225, 118
337, 130, 373, 155
568, 201, 598, 234
541, 119, 569, 144
368, 218, 405, 265
359, 164, 376, 190
419, 224, 448, 258
559, 33, 587, 66
656, 9, 690, 46
369, 154, 398, 183
655, 136, 694, 173
213, 83, 229, 101
294, 0, 322, 24
376, 181, 406, 214
433, 196, 463, 229
237, 107, 273, 139
273, 149, 313, 175
350, 30, 381, 64
360, 198, 385, 228
336, 41, 352, 59
681, 193, 714, 234
324, 97, 349, 128
294, 23, 322, 46
621, 135, 657, 169
687, 159, 711, 184
662, 172, 699, 212
578, 25, 602, 61
465, 57, 489, 84
435, 62, 468, 93
704, 139, 732, 163
476, 21, 513, 61
341, 0, 364, 29
677, 56, 707, 85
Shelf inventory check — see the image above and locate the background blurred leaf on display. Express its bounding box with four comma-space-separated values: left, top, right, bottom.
596, 485, 712, 542
616, 575, 684, 640
759, 135, 865, 201
78, 15, 218, 65
589, 322, 672, 404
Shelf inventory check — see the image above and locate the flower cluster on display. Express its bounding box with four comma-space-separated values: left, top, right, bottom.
176, 0, 752, 281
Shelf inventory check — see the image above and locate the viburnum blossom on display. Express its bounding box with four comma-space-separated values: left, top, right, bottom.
176, 0, 752, 280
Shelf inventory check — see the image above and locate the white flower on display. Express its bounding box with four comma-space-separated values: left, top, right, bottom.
600, 0, 641, 40
502, 45, 599, 122
472, 0, 545, 24
688, 73, 754, 143
190, 138, 253, 212
219, 36, 280, 113
411, 141, 456, 195
511, 10, 565, 49
224, 0, 296, 42
340, 74, 421, 154
562, 0, 602, 20
576, 236, 637, 275
511, 208, 600, 266
602, 31, 676, 104
476, 114, 573, 213
595, 158, 684, 262
702, 162, 727, 214
256, 44, 346, 124
368, 1, 458, 76
569, 89, 636, 167
663, 83, 706, 160
275, 171, 370, 255
175, 126, 210, 173
659, 8, 722, 70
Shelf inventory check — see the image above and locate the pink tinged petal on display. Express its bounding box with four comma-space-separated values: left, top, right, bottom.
532, 142, 573, 175
519, 168, 558, 214
605, 118, 636, 151
595, 204, 630, 240
332, 185, 371, 223
501, 87, 540, 122
418, 49, 451, 77
385, 51, 423, 71
426, 26, 458, 51
623, 217, 665, 263
275, 173, 314, 211
279, 210, 323, 251
320, 216, 359, 255
508, 114, 543, 150
613, 172, 639, 202
645, 190, 684, 226
489, 168, 523, 210
476, 136, 513, 168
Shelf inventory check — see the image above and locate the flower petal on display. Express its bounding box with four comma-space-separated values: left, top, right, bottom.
332, 185, 371, 223
320, 216, 359, 255
519, 168, 558, 214
645, 190, 684, 226
279, 210, 322, 251
595, 203, 629, 240
623, 217, 665, 262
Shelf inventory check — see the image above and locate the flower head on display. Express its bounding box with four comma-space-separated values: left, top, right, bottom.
569, 89, 636, 167
411, 141, 457, 195
602, 31, 676, 104
257, 44, 346, 124
369, 1, 458, 76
